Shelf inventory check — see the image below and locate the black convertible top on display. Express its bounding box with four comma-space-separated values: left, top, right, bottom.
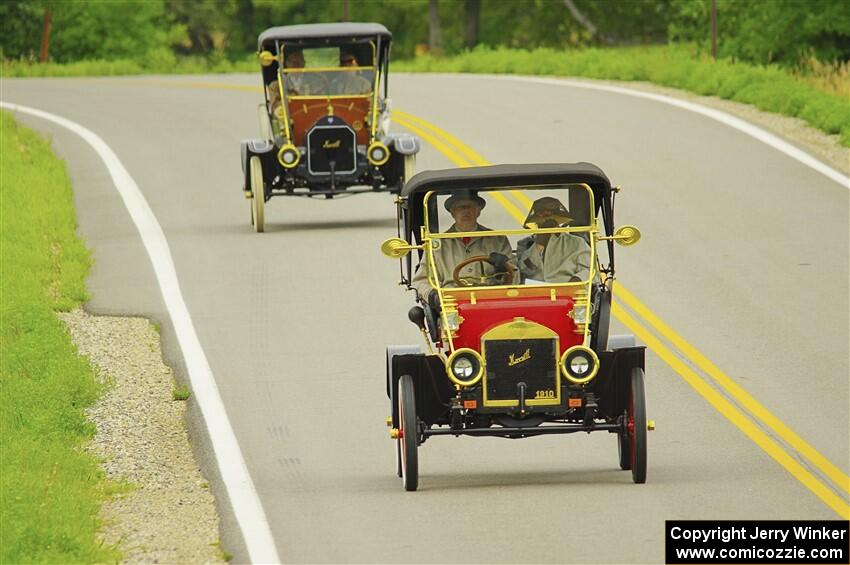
258, 23, 392, 49
402, 163, 615, 244
402, 163, 611, 197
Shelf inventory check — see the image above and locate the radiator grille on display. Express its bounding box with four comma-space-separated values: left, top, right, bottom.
306, 123, 357, 175
484, 338, 558, 402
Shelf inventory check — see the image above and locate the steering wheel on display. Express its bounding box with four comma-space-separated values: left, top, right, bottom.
452, 255, 516, 287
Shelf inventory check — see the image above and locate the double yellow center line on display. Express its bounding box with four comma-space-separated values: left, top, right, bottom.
136, 78, 848, 517
392, 109, 850, 519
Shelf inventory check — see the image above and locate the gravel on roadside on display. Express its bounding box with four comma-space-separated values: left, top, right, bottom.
59, 308, 225, 564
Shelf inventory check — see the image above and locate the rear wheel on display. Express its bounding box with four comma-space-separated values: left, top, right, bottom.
398, 374, 418, 491
628, 368, 647, 483
249, 156, 265, 233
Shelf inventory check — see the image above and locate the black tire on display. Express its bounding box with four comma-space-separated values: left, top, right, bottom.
629, 368, 648, 484
398, 374, 419, 491
617, 425, 631, 470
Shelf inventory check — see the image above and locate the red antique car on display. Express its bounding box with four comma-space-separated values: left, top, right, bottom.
381, 164, 651, 491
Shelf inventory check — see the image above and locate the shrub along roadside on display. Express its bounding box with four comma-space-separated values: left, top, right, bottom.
0, 111, 119, 562
1, 51, 254, 78
4, 44, 847, 147
394, 45, 850, 148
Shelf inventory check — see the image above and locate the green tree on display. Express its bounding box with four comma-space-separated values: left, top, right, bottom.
48, 0, 183, 63
668, 0, 850, 65
0, 1, 47, 60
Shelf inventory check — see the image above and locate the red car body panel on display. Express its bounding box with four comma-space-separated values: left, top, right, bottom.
452, 296, 582, 354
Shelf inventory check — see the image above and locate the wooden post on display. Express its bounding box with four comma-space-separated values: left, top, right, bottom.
710, 0, 717, 60
342, 0, 349, 22
40, 9, 52, 63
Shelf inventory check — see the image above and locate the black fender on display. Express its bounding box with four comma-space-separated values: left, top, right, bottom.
383, 133, 420, 155
590, 284, 612, 353
240, 139, 276, 193
387, 351, 452, 427
589, 344, 645, 419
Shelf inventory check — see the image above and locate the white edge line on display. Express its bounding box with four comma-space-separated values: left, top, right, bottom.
1, 101, 281, 565
443, 73, 850, 189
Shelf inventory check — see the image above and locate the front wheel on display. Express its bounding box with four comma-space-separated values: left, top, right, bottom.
398, 374, 419, 491
628, 367, 647, 483
249, 156, 265, 233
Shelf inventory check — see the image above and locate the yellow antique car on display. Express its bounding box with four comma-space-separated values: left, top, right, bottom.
382, 163, 651, 491
241, 23, 418, 231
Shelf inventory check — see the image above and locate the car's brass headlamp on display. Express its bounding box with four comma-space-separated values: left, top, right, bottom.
445, 348, 484, 387
560, 345, 600, 384
367, 141, 390, 166
277, 144, 300, 168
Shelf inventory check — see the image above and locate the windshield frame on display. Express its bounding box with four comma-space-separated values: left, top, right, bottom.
276, 40, 378, 99
420, 184, 599, 292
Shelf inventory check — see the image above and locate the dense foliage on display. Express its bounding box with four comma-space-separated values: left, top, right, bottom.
397, 45, 850, 146
2, 0, 848, 66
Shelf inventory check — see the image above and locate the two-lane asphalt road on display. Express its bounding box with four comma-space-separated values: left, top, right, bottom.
3, 73, 847, 563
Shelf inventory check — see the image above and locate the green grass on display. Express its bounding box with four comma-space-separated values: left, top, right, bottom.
172, 384, 191, 401
0, 111, 119, 562
1, 51, 255, 78
395, 45, 850, 147
4, 43, 847, 147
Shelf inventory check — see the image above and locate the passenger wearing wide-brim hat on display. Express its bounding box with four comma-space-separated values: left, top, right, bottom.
443, 190, 487, 212
523, 196, 571, 229
411, 189, 514, 300
518, 196, 590, 283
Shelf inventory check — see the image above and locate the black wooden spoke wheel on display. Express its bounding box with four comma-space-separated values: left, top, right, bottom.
398, 374, 419, 491
627, 367, 647, 483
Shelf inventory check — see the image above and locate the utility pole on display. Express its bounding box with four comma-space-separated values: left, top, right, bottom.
40, 9, 52, 63
710, 0, 717, 59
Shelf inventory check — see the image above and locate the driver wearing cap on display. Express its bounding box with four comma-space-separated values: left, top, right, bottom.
412, 190, 515, 305
517, 196, 591, 283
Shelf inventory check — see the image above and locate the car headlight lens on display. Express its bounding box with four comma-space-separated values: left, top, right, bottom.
452, 357, 474, 378
277, 144, 300, 168
445, 348, 484, 387
560, 346, 600, 384
367, 141, 390, 166
570, 353, 590, 375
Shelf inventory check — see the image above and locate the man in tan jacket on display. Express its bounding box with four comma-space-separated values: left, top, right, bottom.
517, 196, 591, 283
412, 190, 514, 303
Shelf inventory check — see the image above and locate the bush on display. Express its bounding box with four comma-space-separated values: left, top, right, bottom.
395, 45, 850, 146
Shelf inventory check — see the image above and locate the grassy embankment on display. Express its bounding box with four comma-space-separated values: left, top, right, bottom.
1, 51, 255, 78
396, 45, 850, 147
0, 111, 120, 562
3, 44, 848, 146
